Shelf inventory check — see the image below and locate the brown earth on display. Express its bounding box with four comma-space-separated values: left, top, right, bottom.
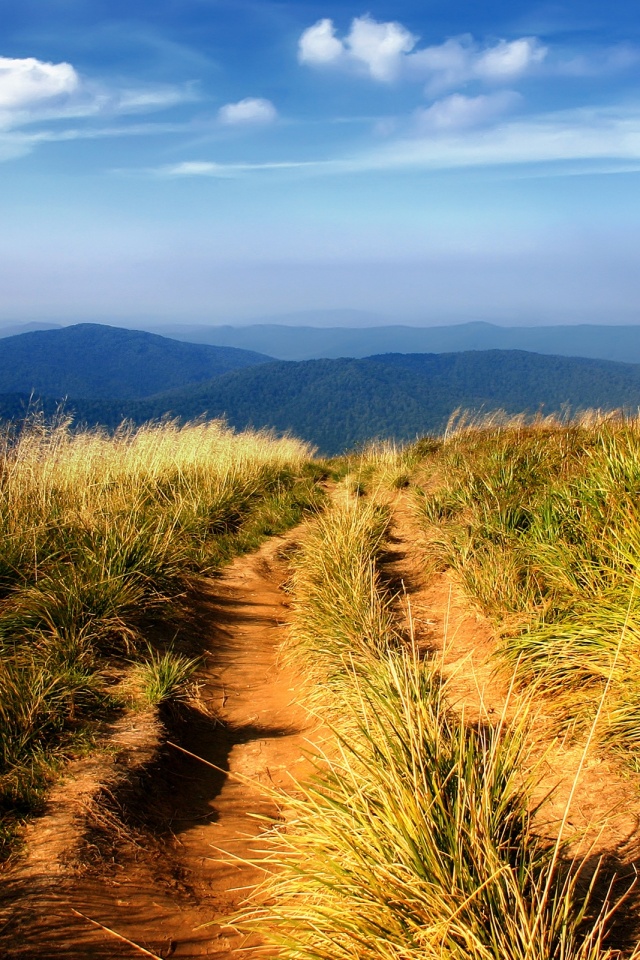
0, 531, 317, 959
2, 486, 640, 957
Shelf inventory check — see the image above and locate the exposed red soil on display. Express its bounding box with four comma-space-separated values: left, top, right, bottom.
0, 533, 316, 959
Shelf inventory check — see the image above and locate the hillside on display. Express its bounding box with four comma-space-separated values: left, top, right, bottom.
0, 323, 271, 399
9, 349, 638, 455
135, 349, 640, 453
147, 320, 640, 364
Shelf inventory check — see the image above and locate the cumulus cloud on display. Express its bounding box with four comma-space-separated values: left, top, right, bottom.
299, 15, 417, 81
0, 56, 79, 110
298, 18, 546, 89
218, 97, 277, 125
415, 91, 520, 131
298, 18, 345, 65
347, 16, 417, 81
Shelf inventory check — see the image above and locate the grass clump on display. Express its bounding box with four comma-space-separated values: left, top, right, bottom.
412, 412, 640, 753
129, 647, 200, 707
0, 413, 317, 853
237, 492, 633, 960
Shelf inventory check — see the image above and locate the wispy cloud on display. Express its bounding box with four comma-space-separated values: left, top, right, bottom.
414, 91, 520, 131
146, 105, 640, 179
0, 52, 199, 162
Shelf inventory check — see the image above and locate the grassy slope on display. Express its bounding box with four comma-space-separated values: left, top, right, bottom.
413, 413, 640, 756
0, 417, 322, 855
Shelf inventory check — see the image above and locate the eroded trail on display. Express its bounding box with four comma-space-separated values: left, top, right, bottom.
0, 532, 314, 959
384, 489, 640, 942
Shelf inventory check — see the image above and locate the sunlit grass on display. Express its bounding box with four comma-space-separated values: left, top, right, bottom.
412, 410, 640, 752
237, 491, 634, 960
0, 413, 317, 852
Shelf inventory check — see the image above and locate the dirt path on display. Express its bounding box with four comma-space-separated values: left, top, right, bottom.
4, 486, 640, 957
0, 532, 314, 959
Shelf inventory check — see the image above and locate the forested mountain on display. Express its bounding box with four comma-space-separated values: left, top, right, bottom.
0, 323, 271, 399
3, 349, 640, 455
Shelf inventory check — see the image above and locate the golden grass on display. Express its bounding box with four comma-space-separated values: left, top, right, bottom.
0, 414, 317, 850
412, 411, 640, 754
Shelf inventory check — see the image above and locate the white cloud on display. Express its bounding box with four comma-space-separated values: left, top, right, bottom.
218, 97, 277, 125
410, 36, 547, 93
115, 86, 197, 113
298, 18, 546, 87
156, 158, 315, 177
0, 54, 197, 133
145, 106, 640, 179
415, 91, 520, 131
0, 56, 79, 110
0, 53, 199, 162
346, 16, 417, 81
475, 38, 546, 79
298, 19, 344, 65
364, 106, 640, 172
298, 15, 417, 81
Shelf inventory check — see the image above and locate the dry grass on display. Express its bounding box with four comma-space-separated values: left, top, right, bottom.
236, 489, 638, 959
412, 410, 640, 755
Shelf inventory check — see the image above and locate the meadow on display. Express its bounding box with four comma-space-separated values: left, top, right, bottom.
0, 414, 319, 853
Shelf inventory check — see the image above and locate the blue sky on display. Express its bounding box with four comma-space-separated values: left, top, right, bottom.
1, 0, 640, 326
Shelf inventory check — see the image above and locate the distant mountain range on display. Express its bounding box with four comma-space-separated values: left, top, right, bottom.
142, 320, 640, 365
1, 322, 640, 454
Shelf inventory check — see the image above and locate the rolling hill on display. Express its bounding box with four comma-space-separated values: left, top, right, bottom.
3, 349, 640, 455
0, 323, 272, 399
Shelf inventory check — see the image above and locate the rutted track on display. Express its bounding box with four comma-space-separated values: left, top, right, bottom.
0, 532, 314, 959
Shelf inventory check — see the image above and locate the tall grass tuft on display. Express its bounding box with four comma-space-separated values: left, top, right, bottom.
286, 494, 398, 689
